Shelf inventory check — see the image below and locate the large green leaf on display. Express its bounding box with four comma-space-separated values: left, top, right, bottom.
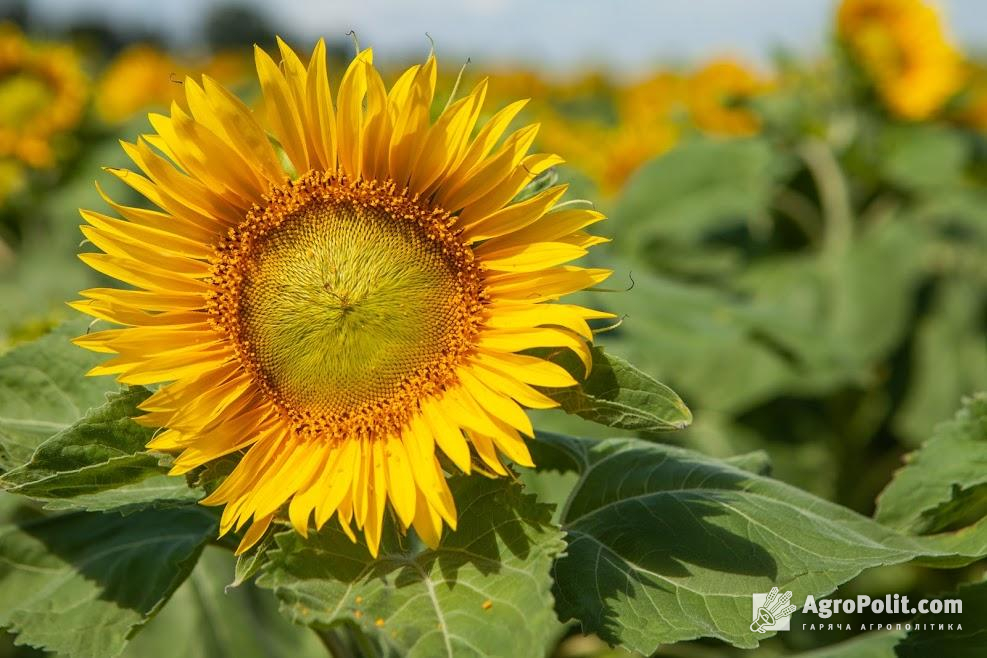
896, 579, 987, 658
614, 138, 777, 247
0, 498, 216, 658
258, 475, 565, 658
735, 219, 923, 394
876, 394, 987, 565
121, 547, 326, 658
595, 270, 796, 414
877, 394, 987, 534
895, 280, 987, 445
541, 345, 692, 433
0, 321, 114, 473
0, 387, 198, 512
534, 434, 939, 653
877, 124, 968, 193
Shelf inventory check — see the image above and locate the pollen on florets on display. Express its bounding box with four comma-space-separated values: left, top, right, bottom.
207, 171, 487, 441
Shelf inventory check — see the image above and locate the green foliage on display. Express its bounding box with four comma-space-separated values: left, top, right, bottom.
121, 547, 328, 658
788, 631, 902, 658
258, 474, 565, 658
896, 579, 987, 658
1, 387, 199, 511
0, 321, 114, 473
895, 281, 987, 444
542, 345, 692, 432
875, 394, 987, 566
531, 433, 938, 653
877, 394, 987, 534
614, 138, 781, 249
0, 497, 215, 658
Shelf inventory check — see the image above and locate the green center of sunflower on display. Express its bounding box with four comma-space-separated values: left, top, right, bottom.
240, 201, 462, 413
209, 173, 485, 436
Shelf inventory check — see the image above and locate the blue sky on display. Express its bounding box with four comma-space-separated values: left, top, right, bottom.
26, 0, 987, 75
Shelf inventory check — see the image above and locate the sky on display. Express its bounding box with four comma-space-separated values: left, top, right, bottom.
23, 0, 987, 75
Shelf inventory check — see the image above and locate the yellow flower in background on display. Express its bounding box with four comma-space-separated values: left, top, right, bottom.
602, 121, 678, 190
619, 71, 685, 126
0, 23, 87, 168
533, 70, 682, 195
96, 44, 249, 124
686, 57, 769, 136
837, 0, 964, 120
481, 69, 549, 110
95, 45, 179, 124
73, 38, 611, 556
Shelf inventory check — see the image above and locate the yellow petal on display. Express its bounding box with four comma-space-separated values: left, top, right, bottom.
485, 266, 611, 302
254, 44, 309, 173
479, 241, 587, 273
463, 184, 567, 243
305, 39, 337, 170
422, 397, 472, 474
457, 369, 534, 437
235, 512, 275, 556
384, 435, 417, 527
479, 326, 592, 377
472, 349, 578, 388
466, 362, 560, 410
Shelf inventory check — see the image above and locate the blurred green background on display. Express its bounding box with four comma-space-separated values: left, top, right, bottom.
0, 0, 985, 656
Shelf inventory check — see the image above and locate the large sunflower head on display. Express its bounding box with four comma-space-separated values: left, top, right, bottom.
73, 38, 611, 556
0, 23, 87, 168
837, 0, 964, 120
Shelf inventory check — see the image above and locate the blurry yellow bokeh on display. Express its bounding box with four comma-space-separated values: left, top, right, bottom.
95, 44, 250, 124
0, 22, 86, 169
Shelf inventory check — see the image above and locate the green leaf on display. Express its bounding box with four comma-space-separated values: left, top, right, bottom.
878, 124, 968, 193
595, 269, 796, 414
0, 321, 115, 473
735, 219, 923, 393
788, 631, 903, 658
724, 450, 773, 476
876, 393, 987, 565
541, 345, 692, 433
896, 579, 987, 658
877, 394, 987, 534
614, 138, 777, 247
540, 434, 939, 653
1, 387, 199, 512
258, 475, 566, 658
233, 532, 276, 588
121, 547, 326, 658
895, 280, 987, 445
0, 499, 216, 658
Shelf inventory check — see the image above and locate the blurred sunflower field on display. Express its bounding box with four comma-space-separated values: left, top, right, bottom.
0, 0, 986, 657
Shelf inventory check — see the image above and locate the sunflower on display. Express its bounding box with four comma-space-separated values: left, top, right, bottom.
685, 58, 769, 137
837, 0, 964, 121
96, 44, 250, 124
0, 23, 87, 168
73, 38, 611, 556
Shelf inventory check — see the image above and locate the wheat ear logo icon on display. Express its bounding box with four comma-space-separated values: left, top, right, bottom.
751, 587, 797, 633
